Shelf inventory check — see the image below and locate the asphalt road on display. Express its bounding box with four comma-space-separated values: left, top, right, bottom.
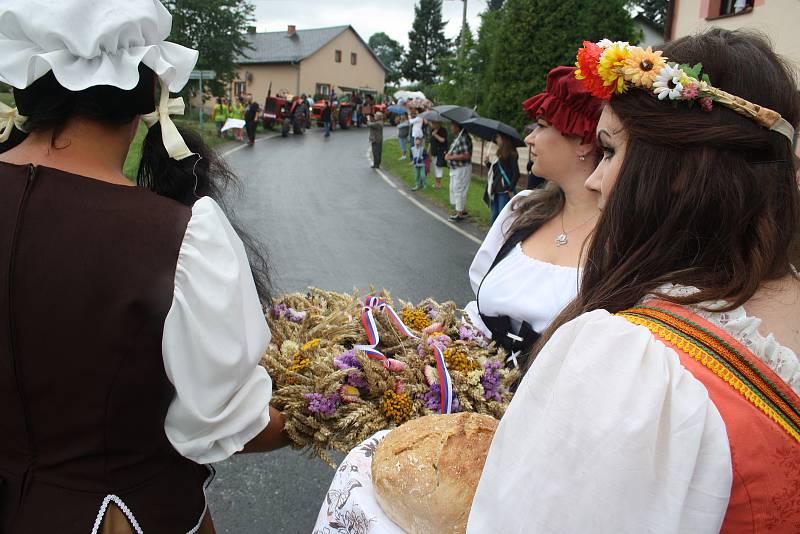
206, 125, 481, 533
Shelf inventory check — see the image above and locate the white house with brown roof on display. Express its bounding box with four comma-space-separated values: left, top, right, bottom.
229, 25, 387, 103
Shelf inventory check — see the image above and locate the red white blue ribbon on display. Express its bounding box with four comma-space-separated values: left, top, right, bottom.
354, 295, 417, 359
354, 295, 453, 415
432, 345, 454, 414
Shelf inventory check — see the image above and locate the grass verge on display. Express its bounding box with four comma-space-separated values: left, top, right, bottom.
381, 139, 491, 227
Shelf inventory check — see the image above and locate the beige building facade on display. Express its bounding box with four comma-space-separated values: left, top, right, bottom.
667, 0, 800, 66
230, 25, 386, 105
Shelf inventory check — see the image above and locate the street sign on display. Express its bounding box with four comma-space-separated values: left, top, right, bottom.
188, 71, 216, 130
188, 70, 216, 80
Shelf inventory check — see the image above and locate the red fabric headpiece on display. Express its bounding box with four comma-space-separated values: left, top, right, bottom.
522, 65, 602, 144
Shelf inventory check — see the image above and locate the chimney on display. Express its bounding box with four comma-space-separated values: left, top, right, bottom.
246, 26, 256, 34
287, 25, 296, 36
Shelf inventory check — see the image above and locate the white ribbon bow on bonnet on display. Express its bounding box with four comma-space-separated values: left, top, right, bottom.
0, 102, 27, 143
0, 0, 199, 160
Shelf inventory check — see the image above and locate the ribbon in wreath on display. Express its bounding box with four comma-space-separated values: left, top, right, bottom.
354, 295, 453, 414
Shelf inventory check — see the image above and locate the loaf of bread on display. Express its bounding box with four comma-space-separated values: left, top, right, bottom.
371, 412, 498, 534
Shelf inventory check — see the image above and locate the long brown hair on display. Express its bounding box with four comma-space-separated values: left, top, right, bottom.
530, 29, 800, 367
496, 133, 518, 161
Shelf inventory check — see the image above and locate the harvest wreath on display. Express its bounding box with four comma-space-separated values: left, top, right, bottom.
260, 288, 519, 465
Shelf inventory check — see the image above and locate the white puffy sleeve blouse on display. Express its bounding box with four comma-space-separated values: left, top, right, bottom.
466, 310, 733, 533
161, 196, 273, 464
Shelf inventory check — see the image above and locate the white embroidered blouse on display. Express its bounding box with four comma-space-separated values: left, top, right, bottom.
161, 196, 272, 464
463, 190, 580, 338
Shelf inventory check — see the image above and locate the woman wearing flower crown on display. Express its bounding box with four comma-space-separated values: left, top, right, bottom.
463, 65, 603, 373
0, 1, 288, 532
468, 29, 800, 533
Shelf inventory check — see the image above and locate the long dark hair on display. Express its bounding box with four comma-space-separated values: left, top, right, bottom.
530, 29, 800, 367
1, 65, 273, 305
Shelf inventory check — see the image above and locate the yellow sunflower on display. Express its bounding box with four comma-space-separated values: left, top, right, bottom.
622, 46, 667, 89
597, 42, 632, 95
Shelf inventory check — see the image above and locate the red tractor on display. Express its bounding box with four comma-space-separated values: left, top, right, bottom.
309, 99, 359, 130
311, 99, 337, 129
337, 101, 355, 129
261, 94, 308, 136
261, 94, 289, 130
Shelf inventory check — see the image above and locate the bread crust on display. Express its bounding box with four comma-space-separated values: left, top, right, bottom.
372, 413, 498, 534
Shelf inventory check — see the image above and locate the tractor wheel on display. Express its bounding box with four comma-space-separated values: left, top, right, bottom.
293, 118, 304, 135
263, 119, 274, 130
281, 119, 290, 137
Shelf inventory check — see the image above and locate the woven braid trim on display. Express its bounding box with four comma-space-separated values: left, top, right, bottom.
619, 311, 800, 445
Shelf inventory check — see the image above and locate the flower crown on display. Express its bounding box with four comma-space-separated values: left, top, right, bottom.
574, 39, 795, 143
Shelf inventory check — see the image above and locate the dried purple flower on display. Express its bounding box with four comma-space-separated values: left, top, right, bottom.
271, 303, 288, 319
286, 308, 307, 323
334, 349, 361, 370
481, 360, 503, 402
304, 392, 341, 417
347, 372, 367, 389
422, 383, 461, 413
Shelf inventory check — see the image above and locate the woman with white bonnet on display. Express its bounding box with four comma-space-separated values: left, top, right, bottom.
0, 1, 288, 532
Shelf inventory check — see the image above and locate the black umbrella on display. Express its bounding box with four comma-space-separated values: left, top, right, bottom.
460, 117, 526, 147
432, 105, 478, 124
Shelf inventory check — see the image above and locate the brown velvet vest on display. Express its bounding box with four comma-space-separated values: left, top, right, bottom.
0, 162, 210, 533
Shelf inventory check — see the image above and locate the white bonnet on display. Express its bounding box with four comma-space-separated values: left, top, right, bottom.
0, 0, 198, 92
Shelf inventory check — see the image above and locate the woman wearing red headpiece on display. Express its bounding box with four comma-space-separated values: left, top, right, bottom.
469, 30, 800, 533
462, 65, 604, 373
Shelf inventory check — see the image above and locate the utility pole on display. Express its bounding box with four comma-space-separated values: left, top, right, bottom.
446, 0, 469, 53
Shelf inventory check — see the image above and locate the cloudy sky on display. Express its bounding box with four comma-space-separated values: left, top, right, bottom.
249, 0, 489, 48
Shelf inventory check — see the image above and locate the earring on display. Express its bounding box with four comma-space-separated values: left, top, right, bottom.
579, 155, 586, 161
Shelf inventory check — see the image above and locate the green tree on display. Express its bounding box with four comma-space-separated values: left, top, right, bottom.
163, 0, 254, 96
368, 32, 405, 85
480, 0, 637, 131
487, 0, 506, 10
434, 23, 479, 107
629, 0, 668, 30
402, 0, 452, 85
473, 8, 503, 110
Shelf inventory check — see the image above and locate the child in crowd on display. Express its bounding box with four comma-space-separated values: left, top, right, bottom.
410, 136, 427, 191
397, 116, 410, 159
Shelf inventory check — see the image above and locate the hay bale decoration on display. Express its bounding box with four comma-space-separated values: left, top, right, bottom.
261, 288, 519, 466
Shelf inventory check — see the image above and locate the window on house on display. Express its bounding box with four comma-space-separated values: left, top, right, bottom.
335, 50, 342, 63
351, 52, 357, 65
717, 0, 753, 16
315, 83, 330, 96
233, 81, 246, 97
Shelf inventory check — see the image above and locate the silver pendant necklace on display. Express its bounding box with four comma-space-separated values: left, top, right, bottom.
555, 210, 597, 247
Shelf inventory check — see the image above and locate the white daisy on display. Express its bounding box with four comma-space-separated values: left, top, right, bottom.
597, 38, 630, 49
652, 64, 685, 100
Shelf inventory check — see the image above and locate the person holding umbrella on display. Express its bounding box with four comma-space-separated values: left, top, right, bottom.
484, 133, 520, 222
444, 121, 473, 221
458, 116, 525, 223
429, 121, 448, 188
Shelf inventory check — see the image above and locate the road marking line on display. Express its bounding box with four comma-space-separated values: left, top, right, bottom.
371, 161, 481, 246
220, 133, 281, 158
